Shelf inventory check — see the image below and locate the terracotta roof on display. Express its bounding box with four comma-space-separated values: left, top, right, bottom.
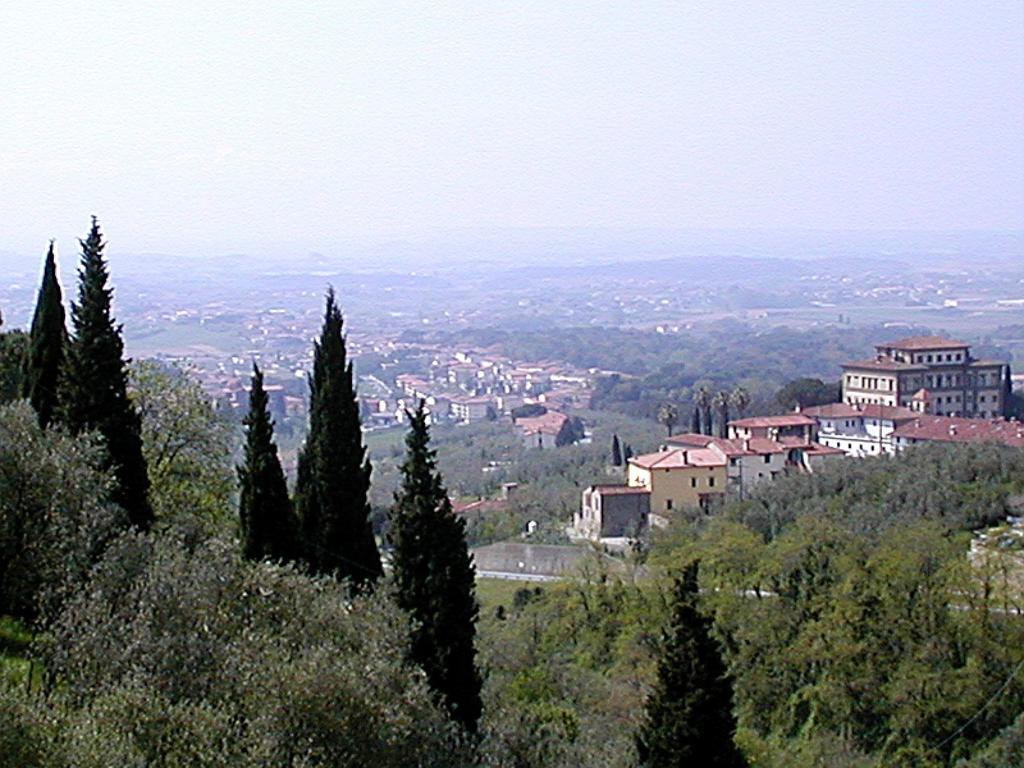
878, 335, 969, 351
799, 443, 847, 456
842, 358, 927, 372
891, 416, 1024, 448
629, 448, 726, 470
729, 414, 815, 428
516, 411, 569, 436
802, 403, 863, 418
665, 433, 716, 448
803, 402, 918, 421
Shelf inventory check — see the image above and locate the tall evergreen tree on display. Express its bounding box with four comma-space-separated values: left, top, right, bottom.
690, 405, 701, 435
60, 217, 153, 530
611, 433, 623, 466
636, 562, 746, 768
295, 288, 382, 584
389, 401, 482, 731
23, 241, 66, 428
238, 363, 295, 562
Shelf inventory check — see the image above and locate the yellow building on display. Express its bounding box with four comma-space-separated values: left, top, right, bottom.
626, 448, 726, 517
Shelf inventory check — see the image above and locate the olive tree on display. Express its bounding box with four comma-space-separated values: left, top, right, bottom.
129, 360, 236, 533
0, 402, 123, 622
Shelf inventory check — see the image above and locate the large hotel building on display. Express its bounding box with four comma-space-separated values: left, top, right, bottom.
841, 336, 1008, 418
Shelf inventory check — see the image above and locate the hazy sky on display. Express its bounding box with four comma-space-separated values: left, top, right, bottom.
2, 1, 1022, 257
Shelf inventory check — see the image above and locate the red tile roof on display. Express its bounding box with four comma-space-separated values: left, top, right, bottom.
629, 448, 726, 469
878, 335, 969, 350
842, 358, 927, 371
891, 416, 1024, 448
665, 433, 716, 448
799, 443, 847, 456
802, 402, 918, 421
729, 414, 815, 428
516, 411, 569, 436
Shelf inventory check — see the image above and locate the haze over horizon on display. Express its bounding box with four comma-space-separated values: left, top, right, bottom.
2, 1, 1022, 259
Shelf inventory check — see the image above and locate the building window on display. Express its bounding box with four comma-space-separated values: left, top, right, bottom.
763, 454, 770, 463
666, 499, 673, 510
691, 477, 697, 488
709, 477, 715, 488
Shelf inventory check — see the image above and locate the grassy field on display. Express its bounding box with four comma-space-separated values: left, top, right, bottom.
475, 577, 532, 615
0, 615, 36, 688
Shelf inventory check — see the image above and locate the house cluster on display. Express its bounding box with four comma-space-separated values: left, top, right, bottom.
575, 414, 844, 541
841, 335, 1008, 417
808, 335, 1016, 456
576, 335, 1018, 543
363, 350, 592, 448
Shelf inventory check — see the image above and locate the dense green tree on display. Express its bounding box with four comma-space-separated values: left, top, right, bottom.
238, 363, 295, 562
690, 405, 700, 435
957, 712, 1024, 768
554, 415, 585, 447
32, 533, 467, 767
130, 361, 235, 533
775, 377, 839, 411
0, 311, 28, 404
611, 434, 623, 466
0, 403, 123, 622
22, 241, 66, 428
389, 402, 483, 731
657, 403, 679, 437
60, 218, 153, 530
636, 563, 746, 768
295, 289, 382, 584
512, 403, 548, 420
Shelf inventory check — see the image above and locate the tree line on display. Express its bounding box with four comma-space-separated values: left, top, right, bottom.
2, 221, 745, 765
2, 221, 482, 735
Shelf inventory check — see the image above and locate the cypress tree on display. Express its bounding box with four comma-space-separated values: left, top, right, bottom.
295, 288, 382, 584
636, 562, 746, 768
23, 241, 66, 428
60, 217, 153, 530
611, 434, 623, 466
389, 401, 482, 731
690, 405, 701, 435
238, 363, 295, 562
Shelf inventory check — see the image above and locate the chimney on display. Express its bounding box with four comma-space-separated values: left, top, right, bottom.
743, 438, 750, 451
